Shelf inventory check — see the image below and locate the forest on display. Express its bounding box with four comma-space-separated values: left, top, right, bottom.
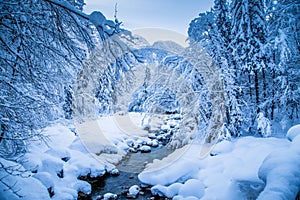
0, 0, 299, 199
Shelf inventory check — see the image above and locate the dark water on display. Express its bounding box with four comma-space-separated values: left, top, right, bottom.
90, 146, 173, 200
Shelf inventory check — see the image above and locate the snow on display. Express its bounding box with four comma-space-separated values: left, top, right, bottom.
1, 120, 107, 199
257, 125, 300, 199
0, 158, 50, 200
0, 173, 51, 200
139, 136, 293, 199
103, 192, 118, 200
257, 112, 272, 137
152, 182, 183, 198
0, 113, 159, 199
2, 116, 299, 199
176, 179, 205, 199
128, 185, 140, 196
33, 172, 54, 189
139, 145, 151, 153
286, 124, 300, 141
139, 145, 203, 186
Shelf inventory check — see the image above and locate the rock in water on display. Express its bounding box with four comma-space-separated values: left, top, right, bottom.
139, 145, 151, 153
161, 124, 170, 132
127, 185, 140, 198
110, 168, 119, 176
103, 192, 117, 200
148, 133, 157, 139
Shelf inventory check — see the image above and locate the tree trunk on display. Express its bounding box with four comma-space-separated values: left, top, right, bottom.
254, 69, 260, 113
270, 68, 275, 120
262, 67, 267, 116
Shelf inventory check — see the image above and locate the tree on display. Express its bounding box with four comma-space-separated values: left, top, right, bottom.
230, 0, 268, 132
0, 0, 135, 194
0, 0, 131, 157
188, 1, 242, 137
265, 0, 300, 129
213, 0, 243, 136
0, 0, 93, 158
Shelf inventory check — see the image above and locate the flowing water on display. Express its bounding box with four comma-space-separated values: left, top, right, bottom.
90, 146, 173, 200
78, 113, 178, 200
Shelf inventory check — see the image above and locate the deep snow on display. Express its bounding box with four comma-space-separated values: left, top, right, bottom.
139, 125, 300, 199
1, 115, 299, 200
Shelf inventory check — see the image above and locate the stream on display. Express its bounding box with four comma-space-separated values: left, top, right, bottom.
91, 146, 173, 200
78, 114, 179, 200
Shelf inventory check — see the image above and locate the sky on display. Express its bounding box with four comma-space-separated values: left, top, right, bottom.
84, 0, 214, 37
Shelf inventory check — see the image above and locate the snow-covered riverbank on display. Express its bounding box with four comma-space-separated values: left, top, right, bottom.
139, 125, 300, 199
0, 113, 171, 199
1, 114, 299, 200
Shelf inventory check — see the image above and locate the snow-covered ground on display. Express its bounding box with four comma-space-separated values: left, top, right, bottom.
0, 113, 165, 199
0, 119, 112, 200
1, 114, 299, 199
139, 125, 300, 199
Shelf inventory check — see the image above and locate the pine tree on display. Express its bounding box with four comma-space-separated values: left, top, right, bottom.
266, 0, 300, 129
213, 0, 242, 136
230, 0, 268, 133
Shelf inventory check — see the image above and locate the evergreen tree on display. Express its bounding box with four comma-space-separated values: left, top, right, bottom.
266, 0, 300, 129
213, 0, 242, 136
230, 0, 268, 133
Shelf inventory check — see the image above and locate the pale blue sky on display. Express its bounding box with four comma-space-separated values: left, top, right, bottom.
84, 0, 213, 36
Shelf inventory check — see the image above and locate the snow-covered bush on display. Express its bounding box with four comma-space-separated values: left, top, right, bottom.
257, 112, 272, 137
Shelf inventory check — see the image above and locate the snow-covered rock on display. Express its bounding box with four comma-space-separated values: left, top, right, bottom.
45, 147, 70, 161
177, 179, 205, 199
128, 147, 138, 153
151, 183, 183, 198
167, 120, 178, 128
173, 195, 200, 200
33, 172, 54, 189
286, 124, 300, 141
152, 179, 204, 199
210, 140, 233, 156
125, 139, 135, 147
40, 154, 64, 175
148, 133, 157, 139
257, 137, 300, 200
103, 192, 118, 200
139, 145, 151, 153
161, 124, 170, 131
146, 138, 160, 147
21, 152, 42, 172
110, 168, 120, 176
73, 180, 91, 195
128, 185, 141, 196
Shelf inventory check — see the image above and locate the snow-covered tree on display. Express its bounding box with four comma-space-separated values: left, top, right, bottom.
265, 0, 300, 129
0, 0, 140, 195
229, 0, 269, 133
189, 0, 299, 137
0, 0, 92, 158
188, 1, 242, 137
0, 0, 131, 157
